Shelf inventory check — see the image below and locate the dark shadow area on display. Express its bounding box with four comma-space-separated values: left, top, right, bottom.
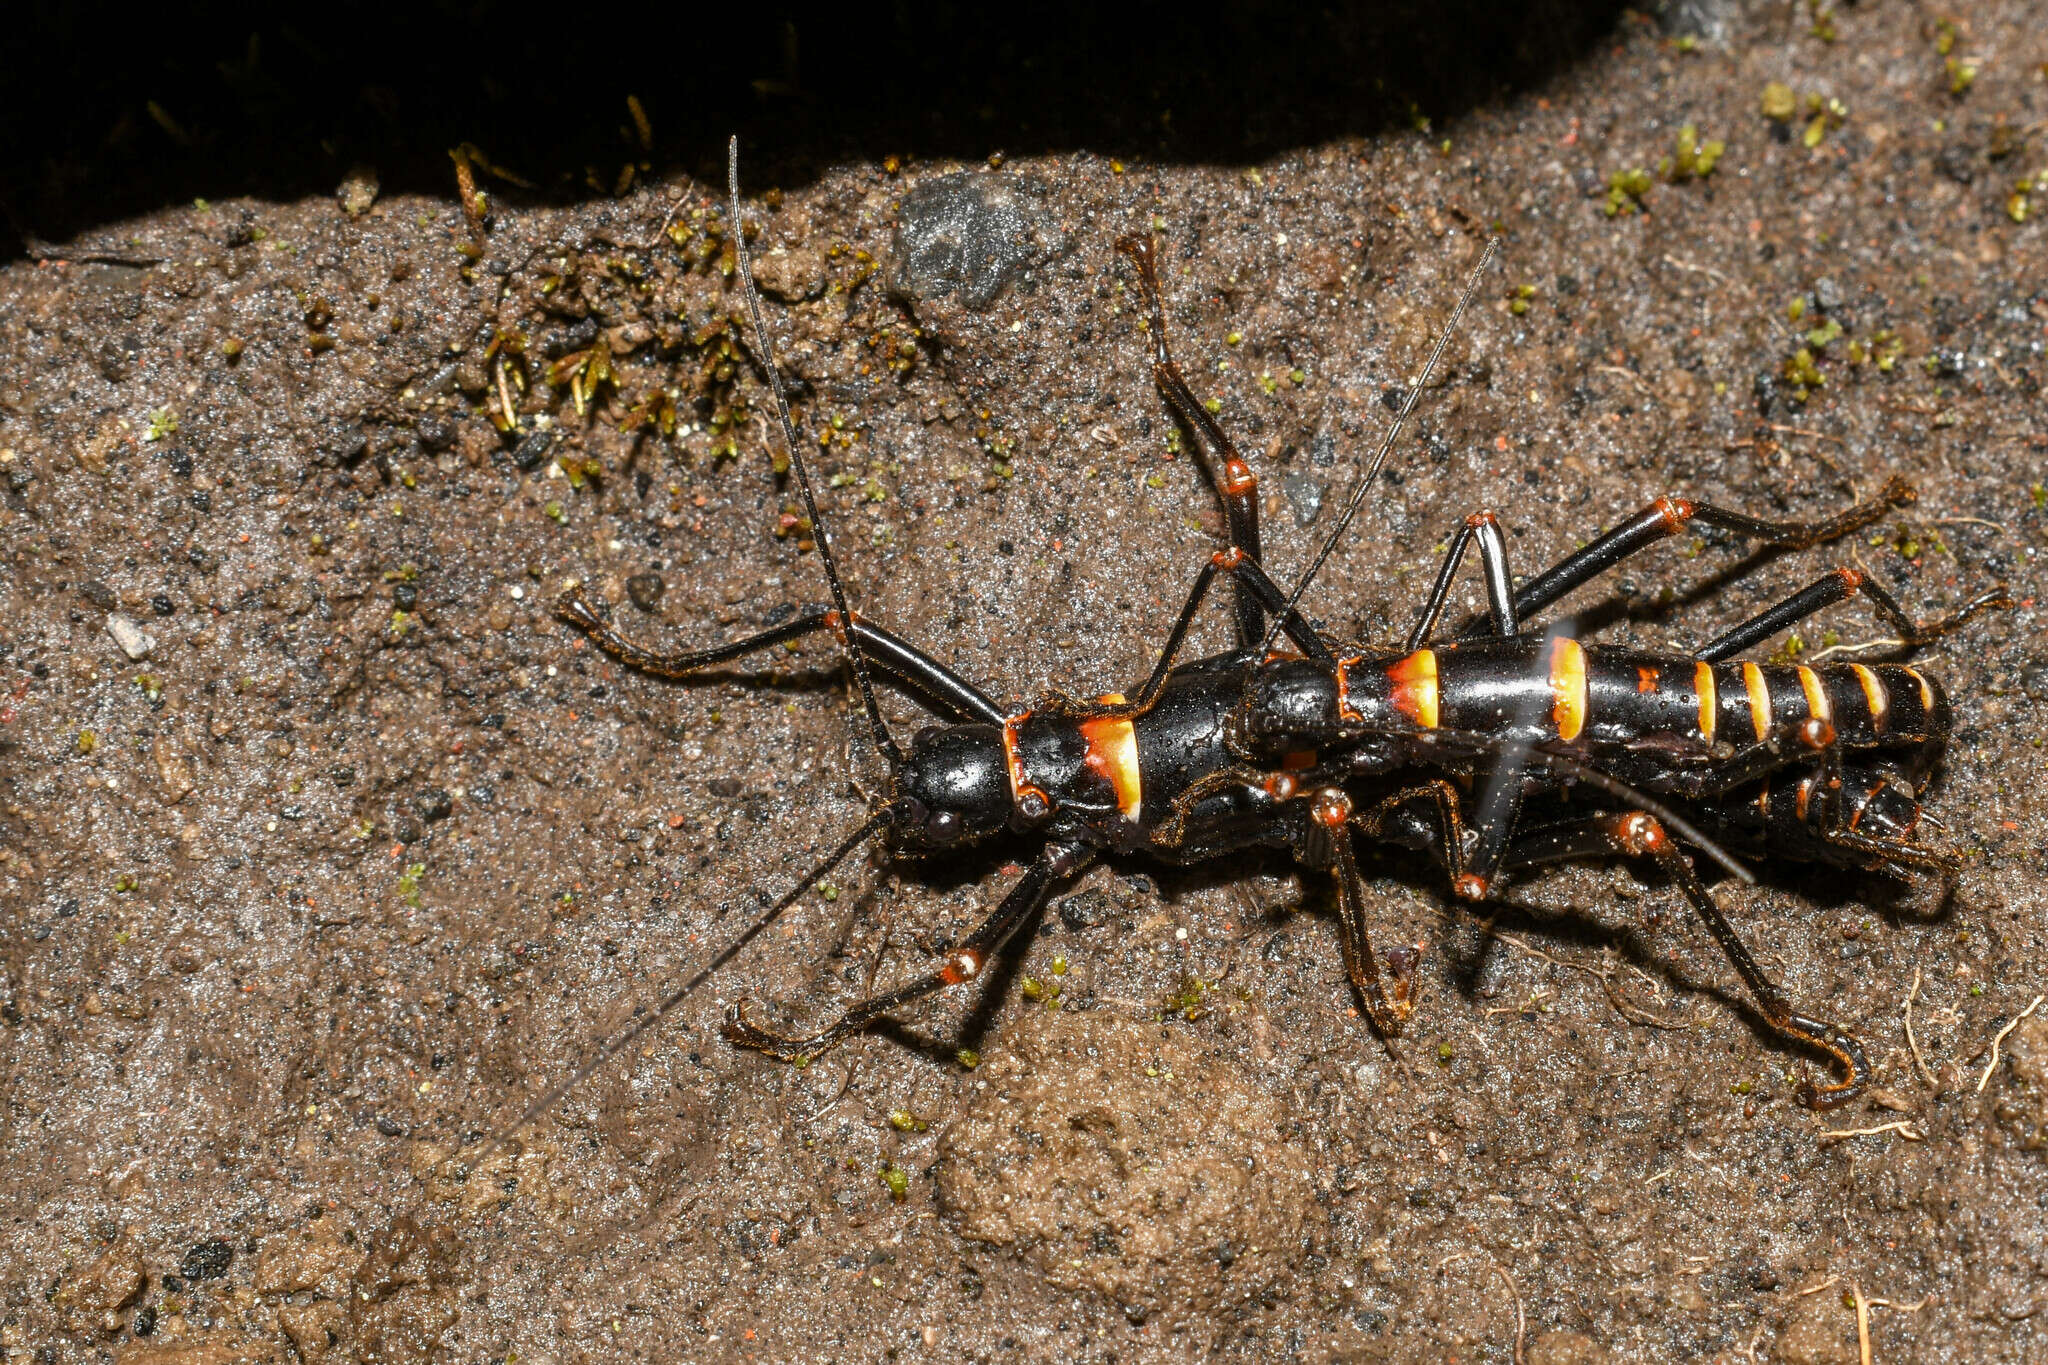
3, 0, 1630, 258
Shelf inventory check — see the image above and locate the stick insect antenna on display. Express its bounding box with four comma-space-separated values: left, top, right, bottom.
729, 135, 903, 767
460, 804, 897, 1172
1257, 239, 1499, 660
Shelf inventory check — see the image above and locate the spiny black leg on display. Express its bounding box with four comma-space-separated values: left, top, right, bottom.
1117, 233, 1267, 647
1507, 811, 1869, 1109
1407, 511, 1518, 648
559, 592, 1006, 725
1514, 479, 1915, 620
1699, 568, 2011, 662
1304, 787, 1419, 1035
724, 842, 1093, 1062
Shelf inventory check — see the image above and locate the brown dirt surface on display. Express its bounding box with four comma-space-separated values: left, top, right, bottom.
4, 3, 2047, 1362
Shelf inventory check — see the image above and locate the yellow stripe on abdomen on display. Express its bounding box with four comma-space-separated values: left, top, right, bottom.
1549, 637, 1588, 742
1742, 661, 1772, 742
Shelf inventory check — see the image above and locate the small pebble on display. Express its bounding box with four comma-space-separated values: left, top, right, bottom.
106, 614, 155, 660
179, 1239, 233, 1282
626, 572, 665, 611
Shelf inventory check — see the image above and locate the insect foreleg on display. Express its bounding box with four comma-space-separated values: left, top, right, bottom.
560, 592, 1005, 725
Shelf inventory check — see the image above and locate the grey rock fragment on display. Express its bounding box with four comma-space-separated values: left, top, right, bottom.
888, 172, 1064, 311
106, 614, 155, 660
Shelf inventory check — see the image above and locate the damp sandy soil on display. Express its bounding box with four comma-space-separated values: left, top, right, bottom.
5, 4, 2048, 1362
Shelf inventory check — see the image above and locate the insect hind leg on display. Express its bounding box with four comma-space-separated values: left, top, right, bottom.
1508, 810, 1870, 1109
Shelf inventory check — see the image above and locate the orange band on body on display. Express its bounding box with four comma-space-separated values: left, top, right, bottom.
1078, 695, 1143, 824
1386, 649, 1440, 729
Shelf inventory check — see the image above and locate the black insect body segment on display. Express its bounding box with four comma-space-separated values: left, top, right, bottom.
520, 144, 2011, 1152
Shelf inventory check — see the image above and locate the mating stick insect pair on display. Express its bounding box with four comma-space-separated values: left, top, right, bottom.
498, 139, 2010, 1151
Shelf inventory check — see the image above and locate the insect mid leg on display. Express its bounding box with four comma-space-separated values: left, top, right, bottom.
1405, 512, 1519, 647
1513, 479, 1916, 620
724, 842, 1094, 1063
1137, 553, 1338, 703
1116, 232, 1268, 647
1698, 569, 2011, 661
1508, 811, 1870, 1109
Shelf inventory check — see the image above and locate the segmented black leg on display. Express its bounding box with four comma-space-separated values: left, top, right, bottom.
559, 592, 1006, 725
1513, 478, 1915, 620
1406, 511, 1518, 647
1118, 233, 1268, 648
1699, 570, 2010, 662
1507, 811, 1869, 1109
1303, 787, 1421, 1036
723, 842, 1094, 1062
1135, 550, 1337, 705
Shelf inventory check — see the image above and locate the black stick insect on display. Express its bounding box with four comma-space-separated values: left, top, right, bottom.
481, 139, 2009, 1161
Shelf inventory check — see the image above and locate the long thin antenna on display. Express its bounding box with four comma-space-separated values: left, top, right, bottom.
1258, 239, 1499, 659
460, 805, 894, 1171
728, 135, 902, 767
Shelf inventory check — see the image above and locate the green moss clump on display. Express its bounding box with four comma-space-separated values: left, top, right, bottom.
1761, 82, 1797, 121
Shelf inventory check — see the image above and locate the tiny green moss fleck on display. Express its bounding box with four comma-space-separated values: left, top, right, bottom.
1809, 1, 1836, 41
956, 1048, 980, 1070
1604, 167, 1653, 216
1162, 974, 1211, 1021
77, 729, 97, 754
1947, 57, 1977, 96
1225, 331, 1243, 346
1805, 319, 1842, 349
1665, 125, 1726, 182
819, 881, 839, 902
221, 337, 243, 361
1673, 34, 1697, 53
880, 1163, 910, 1201
1289, 368, 1307, 386
115, 874, 138, 894
1203, 397, 1222, 414
1021, 976, 1046, 1001
1436, 1041, 1454, 1066
1971, 982, 1983, 997
2030, 483, 2047, 511
544, 500, 565, 523
1732, 1078, 1754, 1095
1761, 82, 1797, 121
888, 1109, 927, 1133
398, 862, 426, 908
2010, 189, 2031, 223
1050, 956, 1068, 976
1934, 18, 1956, 55
1781, 347, 1824, 396
144, 408, 178, 443
1787, 296, 1806, 322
